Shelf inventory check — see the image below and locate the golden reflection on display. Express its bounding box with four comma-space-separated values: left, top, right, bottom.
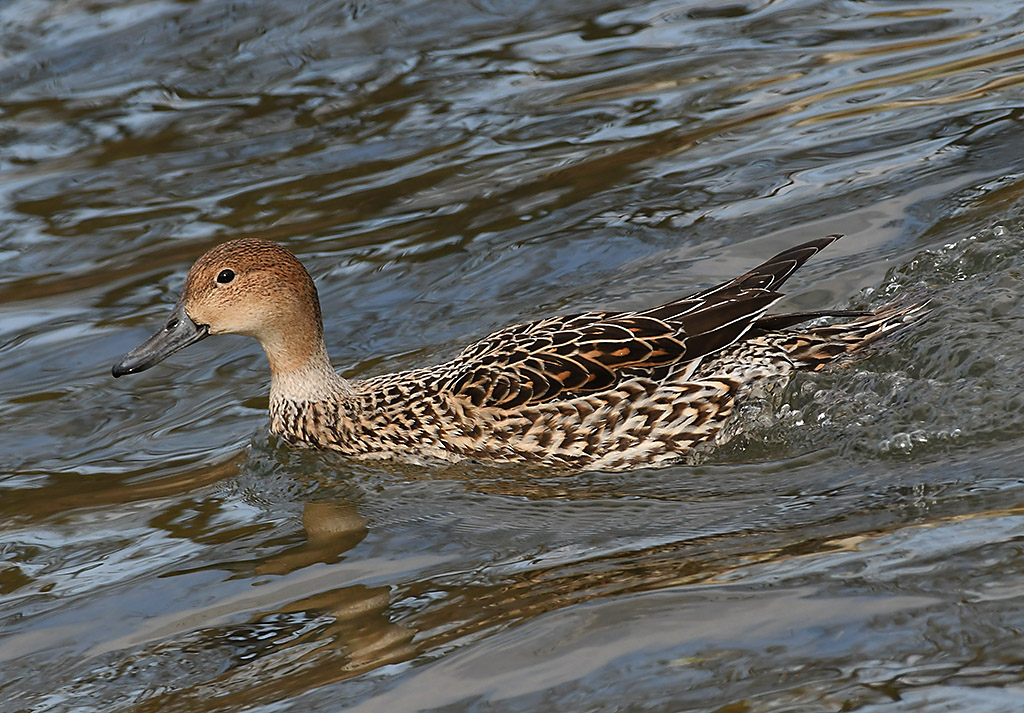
254, 502, 368, 576
797, 69, 1024, 126
869, 9, 952, 18
0, 237, 219, 305
753, 498, 1024, 571
566, 77, 700, 103
963, 171, 1024, 210
125, 498, 416, 712
0, 454, 242, 522
47, 472, 1024, 712
819, 31, 978, 62
795, 43, 1024, 123
0, 212, 355, 305
541, 42, 1024, 190
207, 581, 417, 706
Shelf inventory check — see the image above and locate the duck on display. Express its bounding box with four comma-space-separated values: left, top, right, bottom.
112, 235, 925, 470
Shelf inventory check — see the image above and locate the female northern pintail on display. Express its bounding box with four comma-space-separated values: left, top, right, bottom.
113, 236, 925, 470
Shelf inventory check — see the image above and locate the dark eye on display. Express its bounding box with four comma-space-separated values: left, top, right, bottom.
216, 269, 235, 284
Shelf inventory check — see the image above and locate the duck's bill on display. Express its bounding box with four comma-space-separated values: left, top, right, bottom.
112, 304, 209, 378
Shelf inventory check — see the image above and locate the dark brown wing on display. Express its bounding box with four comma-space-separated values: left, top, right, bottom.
443, 236, 840, 409
447, 312, 677, 409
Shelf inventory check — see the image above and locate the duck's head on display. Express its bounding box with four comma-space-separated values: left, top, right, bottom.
112, 239, 325, 379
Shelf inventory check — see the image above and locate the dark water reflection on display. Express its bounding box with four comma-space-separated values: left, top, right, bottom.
5, 0, 1024, 711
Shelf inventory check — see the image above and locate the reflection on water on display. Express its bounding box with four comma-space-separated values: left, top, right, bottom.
4, 0, 1024, 711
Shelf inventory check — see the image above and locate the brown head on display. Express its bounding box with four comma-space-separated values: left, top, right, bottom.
112, 239, 328, 379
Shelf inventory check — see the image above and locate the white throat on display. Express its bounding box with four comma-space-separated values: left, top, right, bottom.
268, 342, 352, 404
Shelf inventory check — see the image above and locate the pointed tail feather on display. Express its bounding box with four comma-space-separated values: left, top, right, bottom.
696, 234, 843, 296
641, 235, 843, 324
784, 299, 930, 369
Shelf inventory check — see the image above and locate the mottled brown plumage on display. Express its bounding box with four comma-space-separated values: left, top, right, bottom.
113, 235, 926, 470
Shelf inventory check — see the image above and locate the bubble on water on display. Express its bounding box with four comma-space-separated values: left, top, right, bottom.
878, 428, 964, 455
880, 432, 912, 454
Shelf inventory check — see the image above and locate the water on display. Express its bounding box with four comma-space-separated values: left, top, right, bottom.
3, 0, 1024, 710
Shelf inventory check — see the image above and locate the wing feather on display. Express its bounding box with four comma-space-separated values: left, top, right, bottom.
442, 236, 842, 409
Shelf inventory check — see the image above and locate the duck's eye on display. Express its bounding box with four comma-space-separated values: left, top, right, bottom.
216, 269, 235, 284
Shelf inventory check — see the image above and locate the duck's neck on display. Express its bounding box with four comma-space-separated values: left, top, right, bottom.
268, 339, 354, 405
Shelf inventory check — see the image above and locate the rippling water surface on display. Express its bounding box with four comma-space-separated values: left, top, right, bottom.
4, 0, 1024, 711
